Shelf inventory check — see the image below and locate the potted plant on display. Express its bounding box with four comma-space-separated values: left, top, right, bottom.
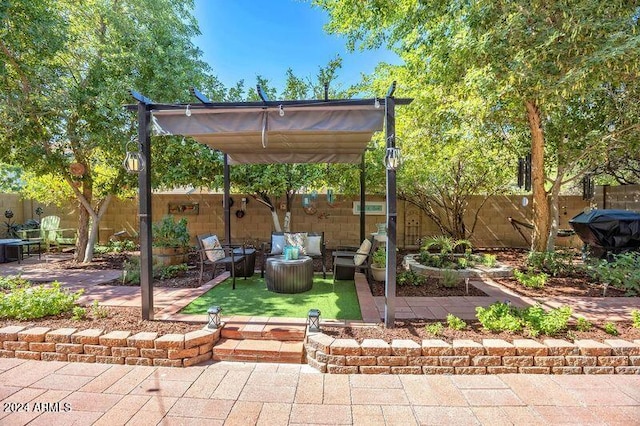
371, 246, 387, 282
151, 216, 190, 266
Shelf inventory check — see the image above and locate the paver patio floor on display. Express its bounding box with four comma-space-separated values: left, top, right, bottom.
0, 358, 638, 425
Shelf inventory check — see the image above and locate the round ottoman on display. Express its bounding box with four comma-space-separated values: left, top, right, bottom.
265, 255, 314, 293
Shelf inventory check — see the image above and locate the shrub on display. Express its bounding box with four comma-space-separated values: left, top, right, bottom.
476, 302, 572, 337
604, 322, 619, 336
632, 310, 640, 329
94, 239, 137, 254
123, 257, 188, 284
526, 250, 574, 276
425, 322, 444, 336
481, 254, 497, 268
440, 270, 459, 288
397, 270, 426, 286
513, 269, 547, 289
576, 317, 592, 332
72, 306, 87, 320
476, 302, 522, 332
152, 215, 190, 248
92, 300, 109, 319
586, 252, 640, 295
157, 263, 188, 280
446, 314, 467, 331
419, 236, 473, 269
0, 282, 83, 320
0, 276, 30, 291
521, 305, 572, 337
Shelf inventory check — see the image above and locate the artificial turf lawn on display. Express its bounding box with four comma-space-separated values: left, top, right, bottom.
180, 275, 362, 320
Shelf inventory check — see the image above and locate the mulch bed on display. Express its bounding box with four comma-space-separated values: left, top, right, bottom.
4, 248, 639, 345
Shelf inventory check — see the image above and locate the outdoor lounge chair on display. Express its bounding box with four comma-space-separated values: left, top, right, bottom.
19, 215, 77, 251
332, 237, 378, 282
196, 234, 246, 289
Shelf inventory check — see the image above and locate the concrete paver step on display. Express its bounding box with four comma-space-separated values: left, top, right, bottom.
212, 338, 305, 364
221, 316, 307, 341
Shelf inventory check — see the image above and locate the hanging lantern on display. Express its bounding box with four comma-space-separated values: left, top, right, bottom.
123, 142, 145, 173
384, 147, 401, 170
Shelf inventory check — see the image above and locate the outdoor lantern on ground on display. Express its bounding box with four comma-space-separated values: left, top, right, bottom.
308, 308, 321, 332
207, 306, 222, 329
384, 147, 401, 170
123, 142, 145, 173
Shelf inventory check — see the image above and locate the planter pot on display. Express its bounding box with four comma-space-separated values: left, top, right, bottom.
371, 265, 386, 282
152, 246, 188, 266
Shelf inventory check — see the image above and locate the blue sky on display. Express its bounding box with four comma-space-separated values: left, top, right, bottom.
192, 0, 400, 96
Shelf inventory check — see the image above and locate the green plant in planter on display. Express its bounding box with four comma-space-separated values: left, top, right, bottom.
372, 247, 386, 267
420, 236, 473, 269
151, 216, 190, 248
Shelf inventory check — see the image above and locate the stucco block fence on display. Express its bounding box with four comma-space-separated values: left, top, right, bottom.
0, 325, 221, 368
305, 333, 640, 375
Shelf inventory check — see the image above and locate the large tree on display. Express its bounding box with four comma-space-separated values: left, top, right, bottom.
315, 0, 640, 251
0, 0, 219, 262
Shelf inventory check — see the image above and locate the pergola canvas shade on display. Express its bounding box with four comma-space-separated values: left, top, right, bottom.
150, 105, 385, 164
129, 87, 411, 328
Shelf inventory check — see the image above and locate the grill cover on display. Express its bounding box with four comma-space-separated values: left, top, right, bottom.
569, 209, 640, 252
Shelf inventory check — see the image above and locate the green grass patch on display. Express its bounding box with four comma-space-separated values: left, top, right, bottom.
181, 275, 362, 320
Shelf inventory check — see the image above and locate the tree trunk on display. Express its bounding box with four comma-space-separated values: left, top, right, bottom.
82, 194, 113, 263
271, 210, 282, 232
526, 100, 550, 252
546, 183, 562, 252
283, 212, 291, 232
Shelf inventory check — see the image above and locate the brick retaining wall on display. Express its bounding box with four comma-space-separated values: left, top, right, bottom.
0, 325, 220, 367
305, 333, 640, 375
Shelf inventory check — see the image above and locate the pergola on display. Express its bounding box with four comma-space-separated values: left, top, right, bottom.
128, 83, 412, 327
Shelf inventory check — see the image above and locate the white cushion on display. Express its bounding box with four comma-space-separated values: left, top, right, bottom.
285, 232, 308, 254
305, 235, 322, 256
202, 235, 225, 262
270, 234, 285, 254
353, 239, 372, 266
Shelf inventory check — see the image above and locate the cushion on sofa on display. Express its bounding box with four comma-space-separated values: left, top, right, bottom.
270, 234, 285, 254
202, 235, 225, 262
305, 235, 323, 256
353, 239, 372, 266
285, 232, 308, 254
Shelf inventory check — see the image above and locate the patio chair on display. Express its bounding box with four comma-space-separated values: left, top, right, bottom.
19, 215, 77, 251
332, 237, 378, 282
196, 234, 246, 289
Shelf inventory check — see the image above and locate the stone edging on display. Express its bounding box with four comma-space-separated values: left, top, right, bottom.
305, 332, 640, 375
403, 254, 513, 279
0, 325, 221, 367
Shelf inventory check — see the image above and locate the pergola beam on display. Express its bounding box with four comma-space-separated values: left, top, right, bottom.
190, 87, 211, 104
257, 84, 270, 103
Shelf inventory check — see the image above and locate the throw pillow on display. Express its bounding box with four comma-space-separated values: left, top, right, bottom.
353, 239, 372, 266
305, 235, 322, 256
270, 234, 285, 254
202, 235, 225, 262
285, 232, 308, 254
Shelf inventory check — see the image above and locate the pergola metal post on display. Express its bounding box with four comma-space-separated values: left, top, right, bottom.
137, 101, 154, 320
360, 155, 366, 243
384, 92, 397, 328
223, 153, 231, 245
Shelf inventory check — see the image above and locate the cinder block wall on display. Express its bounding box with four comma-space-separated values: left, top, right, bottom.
595, 184, 640, 211
1, 192, 591, 249
99, 193, 589, 249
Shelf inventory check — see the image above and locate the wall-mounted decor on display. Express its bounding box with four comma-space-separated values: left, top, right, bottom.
352, 201, 386, 215
168, 202, 199, 215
